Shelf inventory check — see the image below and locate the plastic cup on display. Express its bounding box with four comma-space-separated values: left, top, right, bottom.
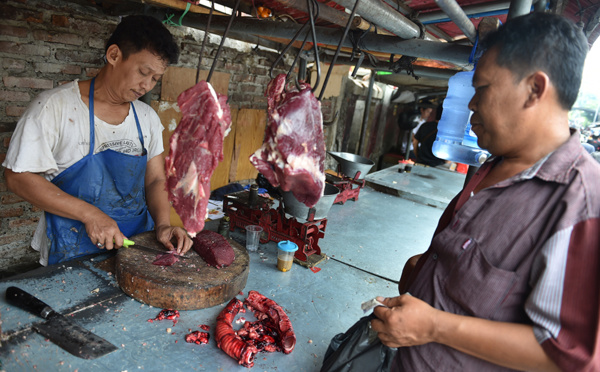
277, 241, 298, 272
245, 225, 263, 252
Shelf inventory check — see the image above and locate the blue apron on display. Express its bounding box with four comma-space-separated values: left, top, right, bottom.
46, 78, 154, 265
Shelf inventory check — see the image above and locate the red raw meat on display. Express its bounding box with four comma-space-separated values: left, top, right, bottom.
215, 291, 296, 368
152, 251, 179, 266
215, 298, 258, 368
148, 309, 180, 323
249, 74, 326, 208
245, 290, 296, 354
185, 331, 210, 345
192, 230, 235, 269
165, 81, 232, 237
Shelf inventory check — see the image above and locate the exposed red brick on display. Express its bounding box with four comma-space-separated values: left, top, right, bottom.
32, 30, 82, 46
34, 63, 81, 75
0, 25, 28, 38
3, 137, 11, 148
30, 205, 43, 213
2, 58, 26, 70
0, 90, 30, 102
85, 67, 101, 77
8, 217, 39, 229
0, 207, 24, 218
0, 41, 51, 57
1, 194, 24, 204
6, 106, 27, 117
52, 15, 69, 27
0, 233, 30, 246
3, 76, 53, 90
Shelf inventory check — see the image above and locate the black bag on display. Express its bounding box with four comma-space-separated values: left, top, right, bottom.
320, 314, 398, 372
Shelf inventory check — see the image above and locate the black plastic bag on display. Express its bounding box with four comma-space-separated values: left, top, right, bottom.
320, 314, 397, 372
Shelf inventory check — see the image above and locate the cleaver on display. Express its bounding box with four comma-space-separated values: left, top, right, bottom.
5, 286, 118, 359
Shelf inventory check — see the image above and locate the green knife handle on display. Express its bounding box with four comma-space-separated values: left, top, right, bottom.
6, 286, 55, 320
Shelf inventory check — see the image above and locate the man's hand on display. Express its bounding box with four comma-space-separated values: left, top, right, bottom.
81, 208, 125, 250
371, 294, 440, 348
155, 225, 193, 255
371, 294, 560, 372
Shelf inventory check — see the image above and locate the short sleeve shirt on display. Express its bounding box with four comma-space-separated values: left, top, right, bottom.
2, 80, 165, 265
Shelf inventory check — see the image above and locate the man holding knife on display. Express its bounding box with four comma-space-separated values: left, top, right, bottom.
3, 15, 192, 265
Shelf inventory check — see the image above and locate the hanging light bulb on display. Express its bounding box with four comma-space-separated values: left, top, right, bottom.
433, 70, 490, 166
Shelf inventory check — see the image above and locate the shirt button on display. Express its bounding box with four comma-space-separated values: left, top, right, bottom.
432, 253, 438, 260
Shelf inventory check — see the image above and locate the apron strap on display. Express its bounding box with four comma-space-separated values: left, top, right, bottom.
89, 78, 147, 155
88, 78, 96, 154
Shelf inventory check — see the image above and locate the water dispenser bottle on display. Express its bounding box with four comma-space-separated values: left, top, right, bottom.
432, 70, 490, 166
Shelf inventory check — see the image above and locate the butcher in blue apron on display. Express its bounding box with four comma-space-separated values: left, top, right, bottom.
3, 15, 192, 266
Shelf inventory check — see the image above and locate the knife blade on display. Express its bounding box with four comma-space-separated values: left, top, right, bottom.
122, 239, 189, 259
5, 286, 118, 359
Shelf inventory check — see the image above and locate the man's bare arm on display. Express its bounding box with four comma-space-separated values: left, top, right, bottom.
4, 168, 122, 248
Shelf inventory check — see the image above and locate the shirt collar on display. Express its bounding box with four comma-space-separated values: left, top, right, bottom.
513, 129, 583, 184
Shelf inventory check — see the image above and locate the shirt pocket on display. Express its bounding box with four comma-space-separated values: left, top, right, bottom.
444, 238, 518, 319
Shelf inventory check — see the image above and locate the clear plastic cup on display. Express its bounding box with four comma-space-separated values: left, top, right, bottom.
245, 225, 263, 252
277, 241, 298, 272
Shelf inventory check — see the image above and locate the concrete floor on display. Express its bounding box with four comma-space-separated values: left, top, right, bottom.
0, 165, 463, 371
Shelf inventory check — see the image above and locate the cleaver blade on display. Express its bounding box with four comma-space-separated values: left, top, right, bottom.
6, 286, 118, 359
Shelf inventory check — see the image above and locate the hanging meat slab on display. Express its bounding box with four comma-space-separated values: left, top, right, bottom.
165, 81, 232, 237
192, 230, 235, 268
249, 74, 326, 208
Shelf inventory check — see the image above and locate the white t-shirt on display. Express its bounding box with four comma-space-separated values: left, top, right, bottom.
2, 80, 165, 266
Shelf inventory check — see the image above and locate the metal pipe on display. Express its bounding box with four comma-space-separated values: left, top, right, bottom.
433, 0, 477, 43
274, 0, 362, 30
180, 15, 473, 65
320, 53, 459, 79
507, 0, 532, 19
359, 71, 376, 155
419, 1, 511, 23
332, 0, 437, 41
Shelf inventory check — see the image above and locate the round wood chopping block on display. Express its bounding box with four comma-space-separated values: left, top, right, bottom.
115, 231, 249, 310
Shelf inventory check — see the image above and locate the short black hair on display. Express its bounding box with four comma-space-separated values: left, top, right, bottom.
105, 15, 179, 65
480, 12, 588, 110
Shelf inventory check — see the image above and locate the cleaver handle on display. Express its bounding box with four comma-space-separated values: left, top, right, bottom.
6, 286, 56, 320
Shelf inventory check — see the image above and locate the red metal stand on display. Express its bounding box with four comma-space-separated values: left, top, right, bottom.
223, 190, 327, 262
326, 167, 367, 204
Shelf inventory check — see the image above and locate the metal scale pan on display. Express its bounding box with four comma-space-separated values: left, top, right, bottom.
327, 151, 375, 180
282, 183, 340, 221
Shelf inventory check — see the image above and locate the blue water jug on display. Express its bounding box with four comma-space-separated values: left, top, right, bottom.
432, 70, 490, 166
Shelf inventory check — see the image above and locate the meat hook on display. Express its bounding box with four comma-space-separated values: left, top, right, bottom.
317, 0, 360, 101
306, 0, 321, 93
196, 0, 215, 83
207, 0, 241, 83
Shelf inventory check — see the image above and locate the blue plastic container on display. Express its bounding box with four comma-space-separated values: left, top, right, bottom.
432, 70, 490, 166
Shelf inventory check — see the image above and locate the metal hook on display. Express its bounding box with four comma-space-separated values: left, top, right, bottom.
196, 0, 215, 83
318, 0, 360, 101
306, 0, 320, 93
207, 0, 241, 83
269, 22, 310, 80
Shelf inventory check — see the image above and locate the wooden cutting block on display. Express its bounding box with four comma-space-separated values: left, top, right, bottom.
115, 231, 249, 310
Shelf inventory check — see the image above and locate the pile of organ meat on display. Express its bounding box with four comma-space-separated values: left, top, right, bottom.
165, 81, 232, 237
192, 230, 235, 268
249, 74, 326, 208
216, 290, 296, 368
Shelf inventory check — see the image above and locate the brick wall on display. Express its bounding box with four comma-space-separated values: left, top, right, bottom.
0, 0, 295, 275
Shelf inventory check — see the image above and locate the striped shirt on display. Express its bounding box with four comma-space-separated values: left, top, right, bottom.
397, 131, 600, 371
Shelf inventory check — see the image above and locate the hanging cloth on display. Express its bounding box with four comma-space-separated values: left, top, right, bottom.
46, 78, 154, 265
